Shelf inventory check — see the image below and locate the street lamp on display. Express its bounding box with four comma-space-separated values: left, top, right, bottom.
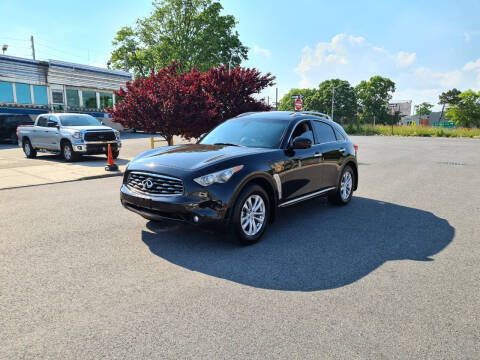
331, 82, 347, 122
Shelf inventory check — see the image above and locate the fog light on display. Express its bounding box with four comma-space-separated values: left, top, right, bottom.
77, 146, 82, 150
193, 216, 199, 223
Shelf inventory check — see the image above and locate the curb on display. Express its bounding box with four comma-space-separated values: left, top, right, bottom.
0, 171, 124, 191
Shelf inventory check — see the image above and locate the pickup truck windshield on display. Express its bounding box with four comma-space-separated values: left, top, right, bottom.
59, 115, 101, 126
200, 118, 288, 148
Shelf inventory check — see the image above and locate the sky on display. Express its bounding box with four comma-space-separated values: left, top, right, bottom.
1, 0, 479, 111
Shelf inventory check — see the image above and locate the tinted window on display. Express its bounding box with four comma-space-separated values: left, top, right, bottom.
0, 81, 14, 103
200, 118, 289, 149
82, 91, 97, 108
334, 127, 345, 141
291, 121, 314, 143
8, 115, 32, 125
66, 89, 80, 107
313, 121, 336, 144
37, 116, 48, 127
33, 85, 48, 105
47, 116, 58, 127
16, 84, 32, 104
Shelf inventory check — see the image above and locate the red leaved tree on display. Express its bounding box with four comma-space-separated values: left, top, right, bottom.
107, 61, 275, 142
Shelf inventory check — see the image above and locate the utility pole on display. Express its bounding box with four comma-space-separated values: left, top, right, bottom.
275, 88, 278, 110
267, 96, 270, 106
30, 35, 35, 60
124, 54, 129, 72
331, 86, 335, 121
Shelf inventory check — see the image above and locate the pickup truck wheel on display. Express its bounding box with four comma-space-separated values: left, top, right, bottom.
112, 150, 119, 159
62, 141, 79, 162
23, 139, 37, 158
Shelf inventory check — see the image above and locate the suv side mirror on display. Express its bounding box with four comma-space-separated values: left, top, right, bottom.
292, 137, 312, 149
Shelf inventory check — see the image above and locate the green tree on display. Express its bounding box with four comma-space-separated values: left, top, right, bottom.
355, 76, 396, 123
278, 88, 317, 111
415, 102, 434, 116
308, 79, 356, 124
446, 90, 480, 127
438, 88, 461, 121
110, 0, 248, 76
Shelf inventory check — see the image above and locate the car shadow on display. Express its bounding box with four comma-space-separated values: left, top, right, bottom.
141, 196, 454, 291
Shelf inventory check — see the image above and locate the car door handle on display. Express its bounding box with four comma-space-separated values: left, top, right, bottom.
314, 152, 323, 157
339, 147, 346, 153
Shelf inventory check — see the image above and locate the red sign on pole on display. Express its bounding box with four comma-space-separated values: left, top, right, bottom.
295, 98, 303, 111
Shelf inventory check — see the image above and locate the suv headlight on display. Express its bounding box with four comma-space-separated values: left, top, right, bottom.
72, 131, 82, 139
194, 165, 244, 186
114, 130, 120, 140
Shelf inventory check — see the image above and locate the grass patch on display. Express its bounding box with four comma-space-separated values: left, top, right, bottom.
344, 124, 480, 138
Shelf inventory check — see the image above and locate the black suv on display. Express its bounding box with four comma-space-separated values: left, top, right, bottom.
0, 114, 34, 143
121, 111, 358, 245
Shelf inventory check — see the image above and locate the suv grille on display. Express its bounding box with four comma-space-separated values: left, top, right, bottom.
84, 131, 116, 141
126, 172, 184, 196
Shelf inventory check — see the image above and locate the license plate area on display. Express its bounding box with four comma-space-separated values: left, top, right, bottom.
124, 192, 151, 209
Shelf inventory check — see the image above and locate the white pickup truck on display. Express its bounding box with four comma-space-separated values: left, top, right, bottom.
17, 113, 121, 162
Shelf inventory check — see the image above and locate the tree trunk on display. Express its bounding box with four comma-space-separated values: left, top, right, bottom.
167, 135, 174, 146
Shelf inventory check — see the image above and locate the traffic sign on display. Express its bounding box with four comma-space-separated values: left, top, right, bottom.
295, 98, 303, 111
291, 95, 304, 100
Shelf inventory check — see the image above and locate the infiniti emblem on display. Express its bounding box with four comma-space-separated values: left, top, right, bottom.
140, 178, 154, 190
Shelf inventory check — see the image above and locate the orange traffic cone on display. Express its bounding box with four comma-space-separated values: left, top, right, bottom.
105, 144, 119, 171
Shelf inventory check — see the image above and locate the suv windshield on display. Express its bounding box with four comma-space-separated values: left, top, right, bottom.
59, 115, 101, 126
200, 117, 288, 148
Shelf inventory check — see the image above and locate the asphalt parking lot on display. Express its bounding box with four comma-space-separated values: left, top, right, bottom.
1, 136, 479, 359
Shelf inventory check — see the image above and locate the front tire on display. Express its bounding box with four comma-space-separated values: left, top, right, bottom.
62, 141, 79, 162
23, 139, 37, 158
230, 184, 270, 245
329, 165, 354, 205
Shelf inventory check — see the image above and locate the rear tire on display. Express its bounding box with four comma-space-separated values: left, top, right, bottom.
23, 139, 37, 158
111, 150, 119, 159
61, 141, 79, 162
329, 165, 355, 205
229, 184, 270, 245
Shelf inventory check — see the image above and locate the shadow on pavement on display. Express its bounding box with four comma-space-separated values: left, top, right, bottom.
141, 196, 454, 291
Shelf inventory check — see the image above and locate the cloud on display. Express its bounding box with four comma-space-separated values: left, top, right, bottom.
294, 33, 480, 108
253, 45, 271, 58
396, 51, 416, 67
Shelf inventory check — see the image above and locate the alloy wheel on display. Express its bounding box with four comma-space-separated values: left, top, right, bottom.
340, 171, 353, 201
24, 142, 31, 156
63, 144, 72, 161
240, 194, 266, 236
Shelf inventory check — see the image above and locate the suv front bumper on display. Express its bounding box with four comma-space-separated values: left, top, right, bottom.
120, 184, 227, 227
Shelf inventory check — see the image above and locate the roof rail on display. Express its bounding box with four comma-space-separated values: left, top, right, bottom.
235, 112, 258, 118
301, 111, 332, 120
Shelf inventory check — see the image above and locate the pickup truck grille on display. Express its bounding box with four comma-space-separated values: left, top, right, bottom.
84, 131, 115, 141
126, 172, 184, 196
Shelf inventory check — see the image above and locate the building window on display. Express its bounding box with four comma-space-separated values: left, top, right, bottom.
82, 90, 97, 108
66, 89, 80, 107
0, 81, 14, 103
16, 83, 32, 104
51, 90, 64, 104
33, 85, 48, 105
99, 92, 113, 108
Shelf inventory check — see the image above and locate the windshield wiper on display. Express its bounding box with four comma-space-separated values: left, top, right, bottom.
213, 142, 241, 147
